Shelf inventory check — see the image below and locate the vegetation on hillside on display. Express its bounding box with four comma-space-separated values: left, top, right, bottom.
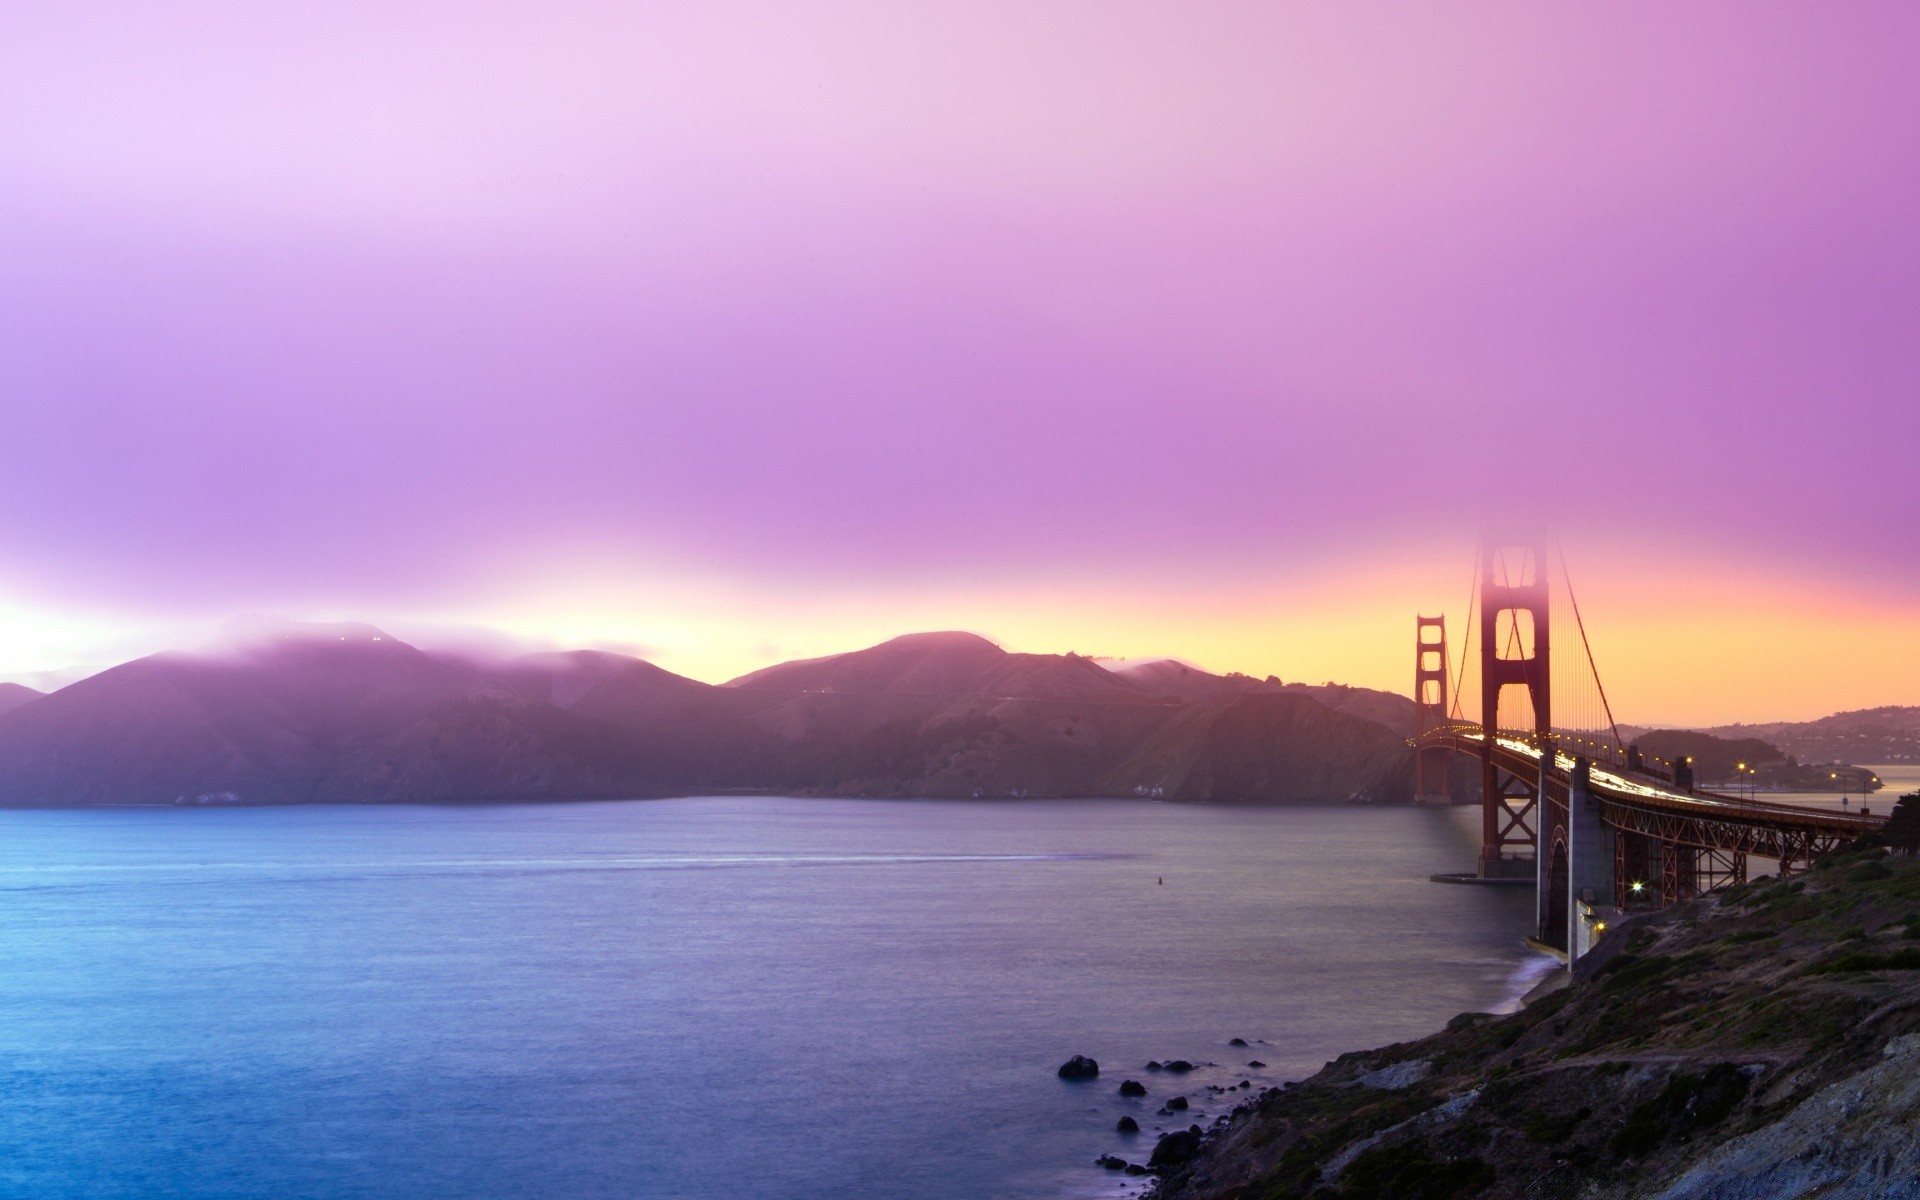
1146, 837, 1920, 1200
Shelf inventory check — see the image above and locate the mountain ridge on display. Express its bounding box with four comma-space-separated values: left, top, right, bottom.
0, 625, 1426, 807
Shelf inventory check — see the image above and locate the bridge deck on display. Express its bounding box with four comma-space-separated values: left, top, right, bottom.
1435, 728, 1883, 836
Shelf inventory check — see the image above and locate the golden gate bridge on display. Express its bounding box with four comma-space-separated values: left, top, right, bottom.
1413, 536, 1882, 964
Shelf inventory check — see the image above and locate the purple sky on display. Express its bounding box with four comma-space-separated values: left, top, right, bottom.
2, 4, 1918, 721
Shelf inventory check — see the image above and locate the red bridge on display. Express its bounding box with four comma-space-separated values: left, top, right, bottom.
1414, 536, 1882, 962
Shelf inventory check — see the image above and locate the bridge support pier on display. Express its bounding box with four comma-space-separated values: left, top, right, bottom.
1565, 758, 1615, 962
1534, 756, 1616, 959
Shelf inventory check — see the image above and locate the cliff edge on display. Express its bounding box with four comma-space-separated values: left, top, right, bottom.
1144, 842, 1920, 1200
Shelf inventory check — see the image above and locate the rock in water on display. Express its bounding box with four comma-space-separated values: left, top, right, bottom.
1166, 1095, 1190, 1111
1116, 1116, 1140, 1133
1229, 1037, 1248, 1046
1118, 1079, 1147, 1097
1163, 1059, 1195, 1072
1247, 1059, 1266, 1068
1096, 1155, 1127, 1170
1057, 1055, 1100, 1080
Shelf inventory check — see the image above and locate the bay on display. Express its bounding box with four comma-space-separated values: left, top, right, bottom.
0, 798, 1547, 1199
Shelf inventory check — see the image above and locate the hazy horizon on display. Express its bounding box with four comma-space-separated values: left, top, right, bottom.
2, 612, 1909, 734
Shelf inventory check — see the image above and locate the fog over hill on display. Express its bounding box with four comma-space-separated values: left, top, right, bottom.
0, 682, 42, 717
0, 626, 1424, 807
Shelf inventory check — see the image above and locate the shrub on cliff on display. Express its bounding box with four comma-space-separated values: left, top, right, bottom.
1337, 1137, 1493, 1199
1884, 793, 1920, 856
1609, 1064, 1751, 1158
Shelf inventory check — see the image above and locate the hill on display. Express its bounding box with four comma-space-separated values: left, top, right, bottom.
721, 632, 1180, 798
0, 625, 718, 805
1100, 693, 1415, 804
1698, 706, 1920, 765
0, 627, 1432, 806
1109, 661, 1420, 737
1110, 660, 1278, 707
0, 682, 42, 716
731, 631, 1151, 704
1630, 729, 1786, 783
1143, 842, 1920, 1199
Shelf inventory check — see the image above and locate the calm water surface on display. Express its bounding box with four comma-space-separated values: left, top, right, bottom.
0, 799, 1546, 1199
1763, 762, 1919, 816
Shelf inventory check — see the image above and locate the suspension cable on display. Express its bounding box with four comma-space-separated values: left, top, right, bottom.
1556, 539, 1625, 757
1449, 545, 1478, 721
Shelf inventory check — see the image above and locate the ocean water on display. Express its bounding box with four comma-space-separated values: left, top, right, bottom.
0, 798, 1548, 1200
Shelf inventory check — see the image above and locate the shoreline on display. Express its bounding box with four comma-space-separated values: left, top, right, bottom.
1134, 845, 1920, 1199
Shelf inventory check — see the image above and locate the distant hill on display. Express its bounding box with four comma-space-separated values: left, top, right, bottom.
1099, 692, 1416, 804
0, 627, 1434, 807
0, 625, 722, 805
720, 632, 1177, 798
1629, 729, 1785, 783
1695, 707, 1920, 766
1109, 660, 1419, 736
730, 631, 1146, 703
0, 682, 42, 717
1278, 681, 1420, 737
1109, 660, 1275, 706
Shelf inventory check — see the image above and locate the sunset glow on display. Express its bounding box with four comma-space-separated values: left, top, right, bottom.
3, 3, 1917, 723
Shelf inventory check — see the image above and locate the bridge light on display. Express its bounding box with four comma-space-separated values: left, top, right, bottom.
1630, 881, 1645, 894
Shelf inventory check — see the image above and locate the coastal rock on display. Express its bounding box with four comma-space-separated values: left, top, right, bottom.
1652, 1034, 1920, 1200
1151, 1127, 1205, 1169
1057, 1055, 1100, 1080
1164, 1096, 1189, 1111
1163, 1059, 1195, 1072
1246, 1060, 1266, 1068
1356, 1059, 1431, 1090
1229, 1037, 1248, 1046
1116, 1116, 1140, 1133
1119, 1079, 1147, 1097
1096, 1155, 1127, 1170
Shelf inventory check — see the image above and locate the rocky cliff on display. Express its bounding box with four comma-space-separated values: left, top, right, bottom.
1145, 842, 1920, 1200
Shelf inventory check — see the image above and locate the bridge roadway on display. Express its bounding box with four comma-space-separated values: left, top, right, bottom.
1422, 724, 1883, 892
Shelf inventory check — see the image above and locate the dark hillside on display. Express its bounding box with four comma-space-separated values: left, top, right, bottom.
0, 626, 709, 804
1631, 729, 1785, 781
1143, 841, 1920, 1199
0, 627, 1427, 806
1102, 692, 1414, 804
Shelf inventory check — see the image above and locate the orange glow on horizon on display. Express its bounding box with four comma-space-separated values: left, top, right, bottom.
2, 549, 1913, 729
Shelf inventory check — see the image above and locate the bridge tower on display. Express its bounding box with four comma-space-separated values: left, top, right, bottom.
1413, 616, 1451, 805
1478, 536, 1550, 879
